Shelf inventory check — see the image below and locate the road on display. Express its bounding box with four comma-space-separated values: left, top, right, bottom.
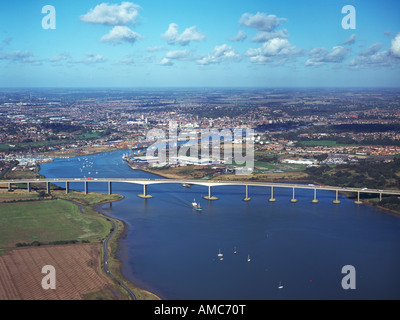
4, 178, 400, 196
64, 199, 137, 300
102, 216, 137, 300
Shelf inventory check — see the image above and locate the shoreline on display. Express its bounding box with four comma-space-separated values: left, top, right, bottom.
36, 161, 163, 300
93, 201, 163, 300
31, 149, 163, 300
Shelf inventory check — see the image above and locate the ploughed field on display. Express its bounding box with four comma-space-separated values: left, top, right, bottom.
0, 244, 124, 300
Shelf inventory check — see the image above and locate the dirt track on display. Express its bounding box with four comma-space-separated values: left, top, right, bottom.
0, 244, 121, 300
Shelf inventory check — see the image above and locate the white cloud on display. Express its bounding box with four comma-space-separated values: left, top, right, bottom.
305, 46, 349, 66
158, 50, 193, 66
197, 44, 240, 65
348, 51, 391, 69
158, 57, 173, 66
348, 38, 400, 69
251, 29, 289, 43
0, 50, 40, 64
147, 46, 165, 52
49, 53, 70, 62
228, 30, 247, 42
117, 54, 135, 65
165, 50, 192, 60
341, 34, 356, 46
246, 38, 301, 65
74, 54, 106, 64
162, 23, 205, 46
390, 33, 400, 58
80, 2, 141, 25
100, 26, 142, 45
239, 12, 287, 32
359, 43, 382, 56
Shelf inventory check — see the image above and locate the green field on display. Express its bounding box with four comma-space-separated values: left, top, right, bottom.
299, 140, 356, 147
0, 199, 110, 249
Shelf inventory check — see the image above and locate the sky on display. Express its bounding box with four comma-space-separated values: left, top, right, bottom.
0, 0, 400, 87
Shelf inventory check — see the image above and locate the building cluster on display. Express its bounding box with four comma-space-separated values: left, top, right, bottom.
0, 88, 399, 172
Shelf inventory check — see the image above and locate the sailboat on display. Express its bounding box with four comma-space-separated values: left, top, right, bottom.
278, 281, 283, 289
192, 199, 202, 211
247, 254, 251, 262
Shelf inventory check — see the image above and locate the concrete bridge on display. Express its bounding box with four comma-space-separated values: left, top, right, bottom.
2, 178, 400, 205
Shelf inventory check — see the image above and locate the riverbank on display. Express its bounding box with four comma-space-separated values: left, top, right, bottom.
90, 197, 162, 300
50, 190, 162, 300
0, 178, 162, 299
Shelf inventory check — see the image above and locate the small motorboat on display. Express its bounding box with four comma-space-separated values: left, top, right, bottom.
192, 199, 202, 211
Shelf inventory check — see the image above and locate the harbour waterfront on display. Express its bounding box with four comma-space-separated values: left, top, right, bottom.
39, 149, 400, 300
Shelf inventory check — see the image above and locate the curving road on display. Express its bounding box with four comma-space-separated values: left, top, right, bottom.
101, 216, 137, 300
65, 199, 136, 300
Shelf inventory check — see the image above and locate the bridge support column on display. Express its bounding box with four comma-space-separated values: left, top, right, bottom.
354, 191, 362, 205
65, 181, 69, 194
311, 188, 319, 203
84, 181, 88, 195
203, 185, 218, 201
243, 185, 251, 201
8, 182, 12, 192
268, 186, 276, 202
27, 182, 31, 193
138, 184, 153, 199
290, 187, 297, 203
108, 181, 112, 195
379, 193, 382, 202
333, 190, 341, 204
46, 181, 51, 194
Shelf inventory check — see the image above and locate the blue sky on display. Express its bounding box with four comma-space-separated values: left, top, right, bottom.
1, 0, 400, 87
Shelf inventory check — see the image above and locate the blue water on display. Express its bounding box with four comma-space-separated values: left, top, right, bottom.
40, 149, 400, 300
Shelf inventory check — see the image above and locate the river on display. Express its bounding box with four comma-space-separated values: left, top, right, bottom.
39, 149, 400, 300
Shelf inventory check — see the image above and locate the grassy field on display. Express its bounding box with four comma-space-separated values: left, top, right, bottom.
52, 190, 123, 207
0, 189, 40, 200
0, 186, 160, 300
0, 199, 109, 249
299, 140, 357, 147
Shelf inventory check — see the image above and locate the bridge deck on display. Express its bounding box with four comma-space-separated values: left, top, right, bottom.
2, 178, 400, 196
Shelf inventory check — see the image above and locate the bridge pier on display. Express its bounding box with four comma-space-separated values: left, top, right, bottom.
333, 190, 341, 204
290, 187, 297, 203
46, 181, 51, 194
379, 192, 382, 202
138, 184, 153, 199
27, 182, 31, 193
243, 185, 251, 201
65, 181, 69, 194
203, 185, 218, 201
268, 186, 276, 202
84, 181, 88, 195
108, 181, 112, 195
311, 188, 319, 203
354, 191, 362, 204
8, 182, 12, 192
